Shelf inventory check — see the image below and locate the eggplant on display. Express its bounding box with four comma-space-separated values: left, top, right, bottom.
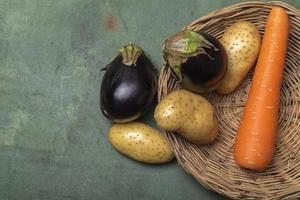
100, 44, 157, 123
163, 30, 227, 93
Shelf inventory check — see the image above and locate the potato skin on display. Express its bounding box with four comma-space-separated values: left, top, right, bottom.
154, 89, 218, 144
108, 122, 174, 164
217, 21, 261, 94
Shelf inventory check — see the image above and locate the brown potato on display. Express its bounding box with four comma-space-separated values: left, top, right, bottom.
108, 122, 174, 164
154, 89, 218, 144
217, 21, 261, 94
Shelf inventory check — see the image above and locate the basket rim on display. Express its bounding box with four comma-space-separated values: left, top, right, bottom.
185, 1, 300, 30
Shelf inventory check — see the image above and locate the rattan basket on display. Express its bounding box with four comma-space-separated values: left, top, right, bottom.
158, 1, 300, 199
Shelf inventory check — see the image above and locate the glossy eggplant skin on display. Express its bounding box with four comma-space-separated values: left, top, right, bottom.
181, 33, 227, 93
100, 48, 157, 123
163, 30, 227, 93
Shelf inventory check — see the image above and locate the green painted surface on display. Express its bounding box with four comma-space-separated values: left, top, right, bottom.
1, 0, 299, 199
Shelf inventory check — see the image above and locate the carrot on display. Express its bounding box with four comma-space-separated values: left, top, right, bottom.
234, 7, 289, 171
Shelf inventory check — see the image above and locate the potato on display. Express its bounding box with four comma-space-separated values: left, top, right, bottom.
108, 122, 174, 164
217, 21, 261, 94
154, 89, 218, 144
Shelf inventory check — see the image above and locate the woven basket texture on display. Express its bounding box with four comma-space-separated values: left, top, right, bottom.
158, 1, 300, 199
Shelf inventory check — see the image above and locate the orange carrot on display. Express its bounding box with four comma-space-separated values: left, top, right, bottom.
234, 7, 289, 171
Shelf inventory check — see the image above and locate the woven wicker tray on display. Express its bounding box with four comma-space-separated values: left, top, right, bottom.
158, 1, 300, 199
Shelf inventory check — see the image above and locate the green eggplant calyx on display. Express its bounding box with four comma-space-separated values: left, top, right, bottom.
119, 43, 143, 66
163, 53, 184, 81
164, 30, 217, 58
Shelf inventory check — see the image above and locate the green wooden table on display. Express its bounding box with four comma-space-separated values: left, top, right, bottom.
1, 0, 299, 199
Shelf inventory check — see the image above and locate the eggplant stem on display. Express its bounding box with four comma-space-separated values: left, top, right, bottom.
119, 44, 143, 66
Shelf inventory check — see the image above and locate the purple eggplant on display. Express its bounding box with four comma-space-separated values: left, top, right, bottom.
163, 30, 227, 93
100, 44, 157, 123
